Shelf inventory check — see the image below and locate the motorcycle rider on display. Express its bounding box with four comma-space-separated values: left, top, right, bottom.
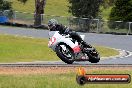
47, 19, 87, 46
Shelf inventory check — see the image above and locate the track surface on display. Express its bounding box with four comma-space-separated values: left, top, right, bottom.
0, 26, 132, 65
0, 63, 132, 67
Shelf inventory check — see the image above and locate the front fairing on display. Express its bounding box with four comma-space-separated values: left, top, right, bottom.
48, 31, 62, 50
48, 31, 81, 53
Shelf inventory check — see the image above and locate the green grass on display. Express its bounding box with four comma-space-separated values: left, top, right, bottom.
95, 46, 119, 58
101, 23, 129, 34
0, 34, 58, 62
11, 0, 72, 25
11, 0, 113, 20
0, 34, 119, 63
110, 29, 129, 33
0, 69, 131, 88
11, 0, 71, 16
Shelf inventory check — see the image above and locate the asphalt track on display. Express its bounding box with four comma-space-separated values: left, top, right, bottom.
0, 26, 132, 65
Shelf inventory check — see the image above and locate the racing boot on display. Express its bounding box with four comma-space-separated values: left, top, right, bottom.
81, 41, 95, 52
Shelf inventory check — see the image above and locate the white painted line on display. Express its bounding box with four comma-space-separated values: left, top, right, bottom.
101, 47, 132, 60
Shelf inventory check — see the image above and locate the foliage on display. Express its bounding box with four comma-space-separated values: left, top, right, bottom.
108, 0, 132, 29
101, 0, 115, 8
0, 0, 12, 11
68, 0, 102, 18
109, 0, 132, 21
68, 0, 102, 31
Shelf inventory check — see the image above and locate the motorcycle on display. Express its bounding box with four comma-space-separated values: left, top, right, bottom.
48, 30, 100, 64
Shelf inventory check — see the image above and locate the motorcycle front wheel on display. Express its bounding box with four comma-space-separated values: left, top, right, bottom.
55, 43, 74, 64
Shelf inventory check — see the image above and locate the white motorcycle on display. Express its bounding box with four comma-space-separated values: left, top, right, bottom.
48, 30, 100, 64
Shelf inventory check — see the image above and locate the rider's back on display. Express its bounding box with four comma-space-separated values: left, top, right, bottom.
50, 24, 66, 34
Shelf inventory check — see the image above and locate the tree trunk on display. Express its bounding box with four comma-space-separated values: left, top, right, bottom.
34, 0, 46, 27
34, 14, 41, 27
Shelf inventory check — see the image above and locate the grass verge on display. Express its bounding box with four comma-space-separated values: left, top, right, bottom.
0, 68, 131, 88
12, 0, 71, 16
0, 34, 119, 62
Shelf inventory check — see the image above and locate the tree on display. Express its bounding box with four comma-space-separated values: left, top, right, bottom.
68, 0, 102, 18
68, 0, 102, 32
0, 0, 12, 11
34, 0, 46, 27
109, 0, 132, 21
18, 0, 46, 27
101, 0, 115, 8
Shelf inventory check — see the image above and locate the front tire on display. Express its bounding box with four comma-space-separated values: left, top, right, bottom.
55, 43, 74, 64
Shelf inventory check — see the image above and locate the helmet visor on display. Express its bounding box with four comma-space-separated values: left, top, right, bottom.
48, 24, 54, 31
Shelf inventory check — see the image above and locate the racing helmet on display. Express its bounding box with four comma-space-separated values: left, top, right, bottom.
48, 19, 58, 27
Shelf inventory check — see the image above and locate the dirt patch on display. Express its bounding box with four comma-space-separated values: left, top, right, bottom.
0, 67, 76, 75
9, 19, 33, 25
0, 67, 131, 75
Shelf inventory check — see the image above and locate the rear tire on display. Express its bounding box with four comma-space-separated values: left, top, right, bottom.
88, 49, 100, 63
55, 43, 74, 64
84, 44, 100, 63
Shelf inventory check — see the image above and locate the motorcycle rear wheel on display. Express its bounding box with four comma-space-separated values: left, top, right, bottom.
88, 49, 100, 63
84, 44, 100, 63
